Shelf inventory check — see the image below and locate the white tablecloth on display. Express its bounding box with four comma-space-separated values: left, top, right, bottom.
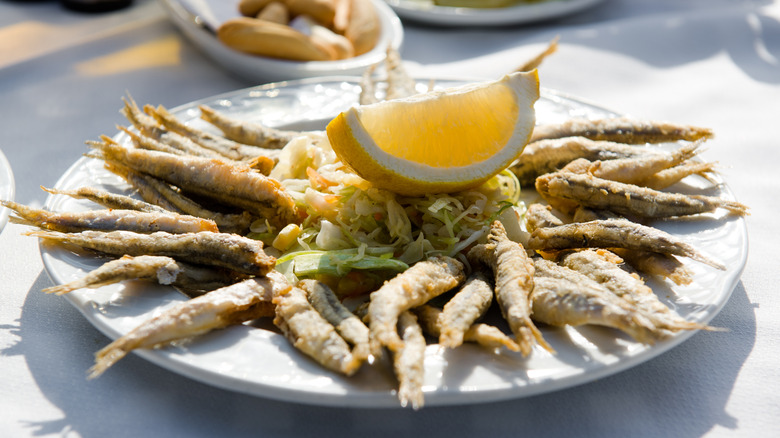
1, 0, 777, 436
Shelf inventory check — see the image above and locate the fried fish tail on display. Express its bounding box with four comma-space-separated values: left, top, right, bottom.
358, 64, 379, 105
514, 35, 559, 73
121, 95, 225, 159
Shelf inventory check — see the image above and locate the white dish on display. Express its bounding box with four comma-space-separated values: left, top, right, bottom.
385, 0, 605, 26
40, 78, 748, 408
0, 148, 15, 232
159, 0, 404, 84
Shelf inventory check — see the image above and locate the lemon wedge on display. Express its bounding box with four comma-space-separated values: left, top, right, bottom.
326, 70, 540, 196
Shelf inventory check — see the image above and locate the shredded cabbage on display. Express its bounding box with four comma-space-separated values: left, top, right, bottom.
256, 133, 525, 284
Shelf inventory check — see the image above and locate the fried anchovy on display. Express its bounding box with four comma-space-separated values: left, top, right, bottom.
89, 274, 287, 378
531, 258, 664, 344
28, 229, 275, 276
3, 200, 218, 234
120, 169, 254, 235
468, 221, 553, 356
41, 186, 168, 213
273, 285, 362, 376
199, 104, 299, 150
121, 95, 226, 159
392, 311, 426, 410
535, 171, 748, 218
568, 207, 694, 285
147, 104, 281, 162
526, 218, 725, 269
510, 137, 656, 187
368, 256, 465, 354
102, 161, 188, 214
438, 270, 494, 348
89, 141, 298, 226
559, 141, 703, 186
530, 117, 714, 144
299, 279, 370, 362
42, 255, 244, 296
560, 249, 713, 332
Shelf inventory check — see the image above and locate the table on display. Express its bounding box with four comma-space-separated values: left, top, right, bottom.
1, 0, 777, 436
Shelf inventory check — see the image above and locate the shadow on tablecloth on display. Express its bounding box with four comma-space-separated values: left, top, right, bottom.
2, 269, 755, 438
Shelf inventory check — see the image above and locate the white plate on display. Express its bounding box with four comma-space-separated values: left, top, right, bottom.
385, 0, 605, 26
160, 0, 404, 83
0, 148, 15, 232
40, 78, 748, 408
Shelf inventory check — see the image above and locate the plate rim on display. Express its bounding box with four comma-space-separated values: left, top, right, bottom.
385, 0, 606, 26
39, 76, 748, 408
0, 148, 15, 232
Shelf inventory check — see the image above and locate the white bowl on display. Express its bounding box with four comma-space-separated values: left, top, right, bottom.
160, 0, 404, 84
